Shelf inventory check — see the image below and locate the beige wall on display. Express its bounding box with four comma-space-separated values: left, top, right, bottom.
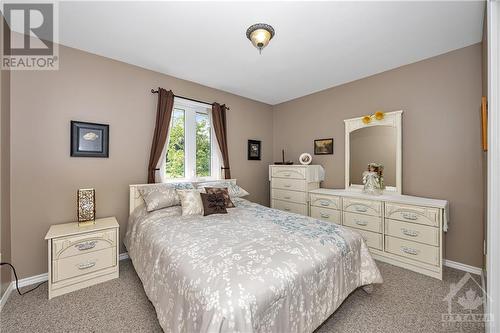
1, 17, 12, 296
10, 45, 273, 278
273, 44, 484, 268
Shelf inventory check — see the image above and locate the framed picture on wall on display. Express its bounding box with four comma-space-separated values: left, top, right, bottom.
314, 138, 334, 155
248, 140, 261, 160
71, 121, 109, 157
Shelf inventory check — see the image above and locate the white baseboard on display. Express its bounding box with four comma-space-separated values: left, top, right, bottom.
0, 252, 130, 312
443, 259, 483, 275
0, 281, 14, 312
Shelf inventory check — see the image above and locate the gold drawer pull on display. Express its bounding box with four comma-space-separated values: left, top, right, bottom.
283, 208, 291, 211
284, 196, 291, 200
320, 200, 330, 206
75, 241, 97, 251
284, 184, 291, 188
401, 228, 419, 237
283, 173, 291, 177
355, 205, 368, 212
402, 212, 418, 220
320, 213, 330, 218
77, 261, 96, 270
355, 219, 368, 226
401, 246, 419, 255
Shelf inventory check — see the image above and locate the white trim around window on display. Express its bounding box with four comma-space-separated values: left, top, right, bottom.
160, 97, 221, 183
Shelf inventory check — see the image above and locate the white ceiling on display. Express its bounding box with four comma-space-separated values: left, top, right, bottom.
56, 1, 484, 105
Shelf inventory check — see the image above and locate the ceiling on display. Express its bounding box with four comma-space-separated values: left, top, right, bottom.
55, 1, 484, 105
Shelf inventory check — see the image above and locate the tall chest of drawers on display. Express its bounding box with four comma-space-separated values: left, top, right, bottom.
309, 189, 448, 280
269, 165, 323, 216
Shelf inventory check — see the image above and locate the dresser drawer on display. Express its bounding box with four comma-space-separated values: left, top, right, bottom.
52, 228, 117, 260
311, 207, 341, 224
385, 219, 439, 246
271, 189, 307, 204
385, 203, 440, 227
343, 197, 382, 216
385, 236, 439, 266
271, 178, 306, 192
272, 199, 307, 215
271, 167, 306, 180
310, 194, 340, 210
52, 247, 117, 283
355, 229, 383, 250
343, 212, 382, 233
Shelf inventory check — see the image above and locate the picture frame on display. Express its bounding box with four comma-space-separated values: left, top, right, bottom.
481, 96, 488, 152
247, 139, 261, 160
71, 121, 109, 157
314, 138, 334, 155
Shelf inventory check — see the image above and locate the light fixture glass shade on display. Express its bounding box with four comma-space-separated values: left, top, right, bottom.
246, 23, 275, 53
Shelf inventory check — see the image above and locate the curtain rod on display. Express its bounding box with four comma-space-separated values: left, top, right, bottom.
151, 89, 230, 110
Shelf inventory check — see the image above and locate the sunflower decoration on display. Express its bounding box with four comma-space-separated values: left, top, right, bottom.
362, 116, 372, 124
374, 111, 385, 120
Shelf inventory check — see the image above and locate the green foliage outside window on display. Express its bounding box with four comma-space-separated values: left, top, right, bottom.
165, 109, 211, 179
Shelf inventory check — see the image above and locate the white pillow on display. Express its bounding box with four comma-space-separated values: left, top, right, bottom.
177, 189, 204, 216
138, 182, 194, 212
196, 181, 249, 198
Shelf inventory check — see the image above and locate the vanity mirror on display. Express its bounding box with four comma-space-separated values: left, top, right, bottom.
344, 110, 402, 193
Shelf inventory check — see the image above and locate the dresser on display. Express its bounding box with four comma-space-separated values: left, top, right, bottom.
45, 217, 119, 299
309, 189, 448, 280
269, 165, 324, 216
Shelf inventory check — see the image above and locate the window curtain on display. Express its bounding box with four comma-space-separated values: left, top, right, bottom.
212, 103, 231, 179
148, 88, 174, 183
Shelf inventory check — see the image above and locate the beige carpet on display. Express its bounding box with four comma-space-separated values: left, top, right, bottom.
0, 260, 485, 333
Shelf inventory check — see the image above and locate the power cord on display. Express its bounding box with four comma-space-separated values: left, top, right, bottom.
0, 262, 47, 295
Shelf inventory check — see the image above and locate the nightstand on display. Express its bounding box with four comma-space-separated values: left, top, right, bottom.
45, 217, 119, 299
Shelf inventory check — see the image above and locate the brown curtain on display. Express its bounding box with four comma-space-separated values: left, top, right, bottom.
212, 103, 231, 179
147, 88, 174, 183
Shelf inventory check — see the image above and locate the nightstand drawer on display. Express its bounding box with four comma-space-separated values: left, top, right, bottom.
52, 247, 117, 283
52, 228, 117, 260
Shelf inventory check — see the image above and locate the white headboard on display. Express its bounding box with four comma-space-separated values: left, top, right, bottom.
129, 179, 237, 215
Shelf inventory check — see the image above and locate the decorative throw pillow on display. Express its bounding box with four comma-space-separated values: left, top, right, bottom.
177, 189, 204, 216
196, 180, 249, 198
138, 182, 195, 212
200, 193, 228, 216
204, 187, 235, 208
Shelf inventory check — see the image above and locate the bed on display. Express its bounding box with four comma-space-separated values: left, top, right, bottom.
125, 183, 382, 333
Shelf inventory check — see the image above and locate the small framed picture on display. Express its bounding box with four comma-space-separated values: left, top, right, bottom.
314, 138, 334, 155
248, 140, 261, 160
71, 121, 109, 157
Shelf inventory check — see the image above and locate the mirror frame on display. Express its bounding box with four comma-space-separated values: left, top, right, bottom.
344, 110, 403, 194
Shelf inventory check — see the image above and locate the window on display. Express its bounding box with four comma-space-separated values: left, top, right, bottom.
164, 98, 220, 181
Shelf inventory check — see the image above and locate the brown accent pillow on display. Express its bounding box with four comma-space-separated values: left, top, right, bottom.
204, 187, 235, 208
200, 193, 228, 216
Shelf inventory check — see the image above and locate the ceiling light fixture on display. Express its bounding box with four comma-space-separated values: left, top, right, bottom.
246, 23, 275, 54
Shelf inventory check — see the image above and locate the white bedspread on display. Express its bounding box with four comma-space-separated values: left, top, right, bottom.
124, 198, 382, 333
